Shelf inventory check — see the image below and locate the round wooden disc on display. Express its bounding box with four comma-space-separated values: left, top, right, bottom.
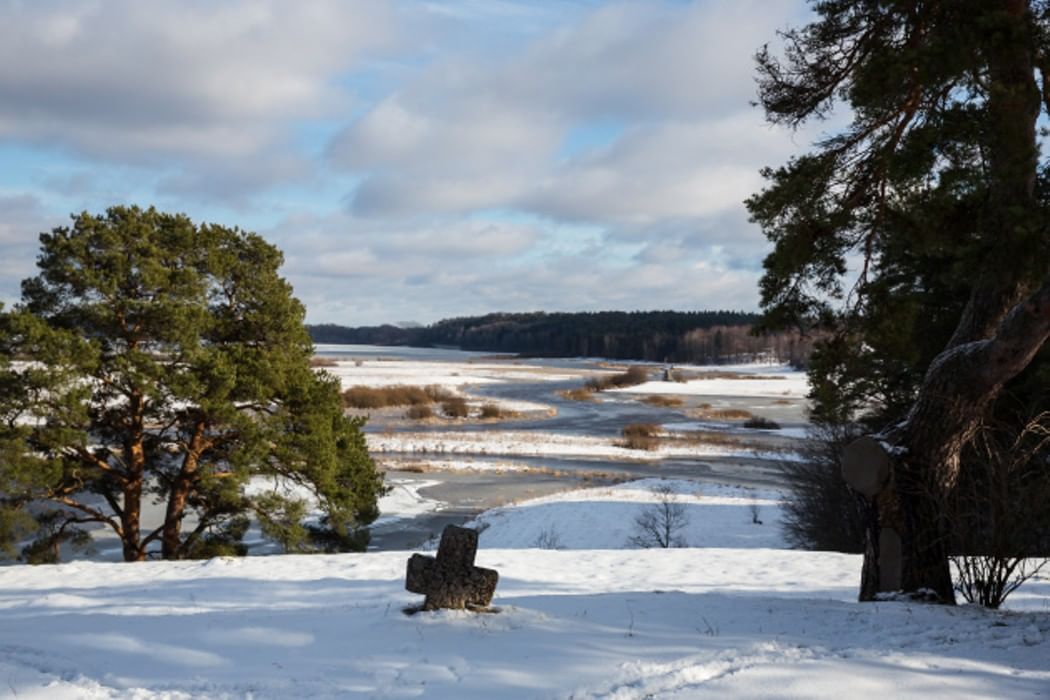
841, 435, 893, 497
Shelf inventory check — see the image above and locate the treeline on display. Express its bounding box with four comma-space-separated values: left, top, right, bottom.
309, 311, 816, 366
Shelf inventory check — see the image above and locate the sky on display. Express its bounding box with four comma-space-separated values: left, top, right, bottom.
0, 0, 814, 326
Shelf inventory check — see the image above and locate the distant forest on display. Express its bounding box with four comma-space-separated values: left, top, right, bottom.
308, 311, 815, 366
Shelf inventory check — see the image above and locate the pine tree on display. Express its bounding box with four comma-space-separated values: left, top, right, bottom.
0, 206, 383, 562
748, 1, 1050, 602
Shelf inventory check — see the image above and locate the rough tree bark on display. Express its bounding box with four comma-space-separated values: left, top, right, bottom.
856, 0, 1048, 603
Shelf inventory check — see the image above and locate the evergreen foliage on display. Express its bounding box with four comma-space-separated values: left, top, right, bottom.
748, 0, 1050, 426
0, 206, 383, 562
309, 311, 815, 366
750, 0, 1050, 601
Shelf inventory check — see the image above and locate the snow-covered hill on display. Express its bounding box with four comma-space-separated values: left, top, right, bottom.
1, 480, 1047, 698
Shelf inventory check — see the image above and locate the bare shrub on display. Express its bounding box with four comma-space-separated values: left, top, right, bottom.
780, 422, 868, 553
948, 413, 1050, 609
743, 416, 781, 430
442, 397, 469, 418
641, 395, 684, 408
629, 483, 689, 548
619, 423, 661, 451
405, 405, 433, 420
309, 356, 338, 368
533, 526, 563, 549
586, 365, 651, 392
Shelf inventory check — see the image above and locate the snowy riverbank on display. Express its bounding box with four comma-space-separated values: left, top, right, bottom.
1, 478, 1047, 698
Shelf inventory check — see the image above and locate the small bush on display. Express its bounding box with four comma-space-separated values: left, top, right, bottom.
442, 397, 469, 418
629, 483, 689, 548
479, 404, 503, 419
780, 422, 867, 553
620, 423, 661, 451
405, 405, 433, 420
641, 395, 684, 408
743, 416, 781, 430
586, 366, 651, 392
948, 413, 1050, 609
533, 526, 563, 549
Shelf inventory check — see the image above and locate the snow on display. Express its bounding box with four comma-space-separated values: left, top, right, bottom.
367, 430, 794, 462
663, 420, 811, 440
471, 479, 784, 550
372, 477, 444, 526
610, 365, 809, 399
324, 358, 581, 389
1, 478, 1047, 698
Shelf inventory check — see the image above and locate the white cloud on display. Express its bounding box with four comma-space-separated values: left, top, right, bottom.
0, 1, 397, 170
0, 1, 813, 323
262, 209, 762, 325
331, 0, 800, 230
0, 194, 60, 302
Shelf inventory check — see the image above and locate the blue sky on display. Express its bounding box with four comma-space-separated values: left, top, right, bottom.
0, 0, 811, 325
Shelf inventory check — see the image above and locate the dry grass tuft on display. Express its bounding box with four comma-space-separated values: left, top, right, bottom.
743, 415, 781, 429
674, 431, 745, 448
690, 405, 753, 421
558, 387, 597, 402
641, 395, 684, 408
309, 357, 339, 368
479, 403, 519, 420
342, 384, 455, 409
405, 405, 434, 420
442, 397, 469, 418
619, 422, 661, 451
586, 365, 651, 392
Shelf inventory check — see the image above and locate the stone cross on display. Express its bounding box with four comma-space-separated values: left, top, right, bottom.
842, 436, 901, 593
405, 525, 499, 611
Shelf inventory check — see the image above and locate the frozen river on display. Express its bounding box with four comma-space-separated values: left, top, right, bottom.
315, 345, 812, 550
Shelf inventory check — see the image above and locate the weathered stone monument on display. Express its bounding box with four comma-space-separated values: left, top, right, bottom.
405, 525, 499, 611
842, 436, 902, 597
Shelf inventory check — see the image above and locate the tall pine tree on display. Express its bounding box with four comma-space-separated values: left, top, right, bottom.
749, 0, 1050, 602
0, 206, 383, 562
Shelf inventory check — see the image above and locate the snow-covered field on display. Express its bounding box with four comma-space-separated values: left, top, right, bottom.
2, 479, 1047, 699
323, 356, 573, 416
367, 429, 793, 462
610, 365, 809, 399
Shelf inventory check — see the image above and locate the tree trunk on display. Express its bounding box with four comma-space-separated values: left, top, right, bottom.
856, 0, 1048, 603
121, 476, 145, 562
861, 277, 1050, 601
121, 391, 147, 562
161, 421, 207, 559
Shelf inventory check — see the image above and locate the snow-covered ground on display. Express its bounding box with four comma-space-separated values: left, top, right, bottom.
367, 430, 794, 462
610, 364, 809, 399
322, 357, 573, 416
2, 479, 1047, 699
324, 358, 583, 389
